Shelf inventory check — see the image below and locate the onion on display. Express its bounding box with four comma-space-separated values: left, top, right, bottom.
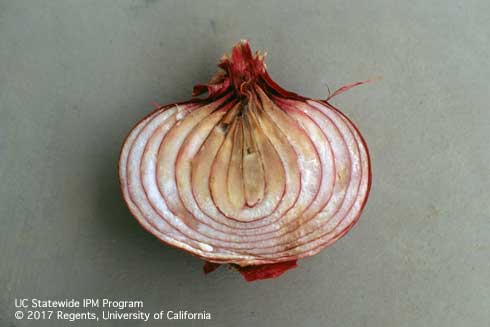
119, 40, 372, 281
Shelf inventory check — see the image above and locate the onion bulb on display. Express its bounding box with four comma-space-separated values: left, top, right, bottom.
119, 40, 372, 281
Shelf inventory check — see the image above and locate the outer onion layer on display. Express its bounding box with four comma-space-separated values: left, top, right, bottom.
119, 41, 371, 279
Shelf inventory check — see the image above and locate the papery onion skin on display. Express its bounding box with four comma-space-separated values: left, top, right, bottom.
119, 40, 372, 281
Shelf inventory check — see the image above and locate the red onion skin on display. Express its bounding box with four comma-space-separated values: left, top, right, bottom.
238, 261, 298, 282
119, 41, 373, 282
203, 261, 221, 274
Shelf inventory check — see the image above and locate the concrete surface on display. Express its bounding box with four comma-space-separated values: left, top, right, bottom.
1, 1, 489, 326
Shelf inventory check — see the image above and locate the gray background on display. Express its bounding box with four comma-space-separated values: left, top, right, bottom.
1, 1, 489, 326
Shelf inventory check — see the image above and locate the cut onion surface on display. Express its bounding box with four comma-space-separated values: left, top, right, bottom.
119, 40, 372, 281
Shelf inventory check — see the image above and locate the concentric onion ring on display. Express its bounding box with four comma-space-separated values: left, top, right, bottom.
119, 40, 371, 277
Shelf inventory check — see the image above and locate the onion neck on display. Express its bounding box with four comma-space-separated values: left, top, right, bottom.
219, 40, 266, 97
192, 40, 306, 102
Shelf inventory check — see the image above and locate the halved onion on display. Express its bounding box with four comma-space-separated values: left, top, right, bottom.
119, 40, 372, 281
